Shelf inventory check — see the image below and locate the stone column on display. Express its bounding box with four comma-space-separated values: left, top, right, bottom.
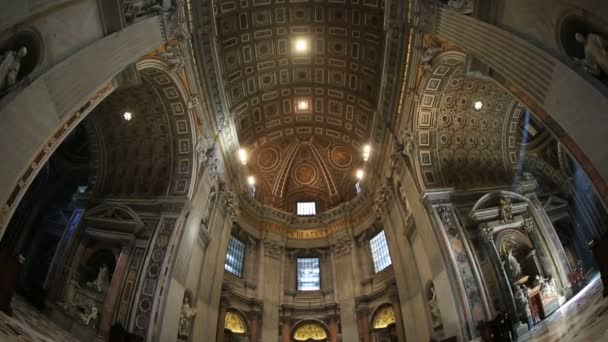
281, 317, 291, 342
356, 305, 371, 342
328, 315, 339, 342
216, 296, 229, 342
100, 243, 132, 340
389, 286, 407, 342
249, 310, 261, 342
481, 227, 518, 321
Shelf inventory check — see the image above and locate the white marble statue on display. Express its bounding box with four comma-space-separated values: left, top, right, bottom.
507, 249, 521, 279
87, 264, 110, 292
0, 47, 27, 93
537, 275, 557, 297
80, 306, 98, 326
575, 32, 608, 76
178, 296, 197, 337
420, 46, 442, 65
514, 285, 529, 313
59, 279, 81, 310
428, 284, 443, 329
159, 45, 184, 73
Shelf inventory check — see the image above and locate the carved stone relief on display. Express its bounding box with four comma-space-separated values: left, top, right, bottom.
263, 239, 282, 259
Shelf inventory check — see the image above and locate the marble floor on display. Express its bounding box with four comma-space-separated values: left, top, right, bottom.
0, 297, 80, 342
0, 277, 607, 341
519, 274, 608, 342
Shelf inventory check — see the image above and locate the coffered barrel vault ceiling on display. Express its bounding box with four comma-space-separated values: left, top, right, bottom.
214, 0, 386, 212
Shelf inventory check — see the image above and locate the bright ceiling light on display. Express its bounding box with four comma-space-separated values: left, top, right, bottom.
294, 38, 309, 53
123, 111, 133, 121
356, 169, 364, 180
238, 148, 248, 165
247, 176, 255, 186
297, 99, 309, 110
362, 144, 371, 161
474, 101, 483, 111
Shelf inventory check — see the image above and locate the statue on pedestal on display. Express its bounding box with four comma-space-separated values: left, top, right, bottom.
178, 296, 197, 338
87, 264, 110, 293
536, 275, 557, 297
575, 32, 608, 77
0, 47, 27, 93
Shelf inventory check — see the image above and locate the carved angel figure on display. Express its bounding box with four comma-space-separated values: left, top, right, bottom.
0, 47, 27, 93
178, 296, 197, 337
80, 306, 98, 326
428, 284, 443, 329
575, 32, 608, 76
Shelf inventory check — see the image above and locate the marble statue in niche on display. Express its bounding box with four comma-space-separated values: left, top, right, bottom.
428, 283, 443, 330
506, 249, 522, 280
575, 32, 608, 77
87, 264, 110, 293
0, 47, 27, 93
178, 295, 197, 338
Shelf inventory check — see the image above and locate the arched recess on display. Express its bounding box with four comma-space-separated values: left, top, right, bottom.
291, 319, 329, 342
0, 58, 198, 238
85, 60, 197, 200
0, 17, 166, 239
224, 309, 249, 341
370, 303, 397, 330
412, 51, 523, 190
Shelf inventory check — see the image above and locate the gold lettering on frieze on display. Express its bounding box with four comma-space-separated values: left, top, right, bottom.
241, 205, 372, 239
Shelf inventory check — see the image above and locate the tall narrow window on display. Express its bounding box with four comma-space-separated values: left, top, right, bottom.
297, 201, 316, 216
370, 230, 392, 273
224, 236, 245, 277
297, 257, 320, 291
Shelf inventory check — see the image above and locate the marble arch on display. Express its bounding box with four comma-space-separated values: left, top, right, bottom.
0, 56, 198, 238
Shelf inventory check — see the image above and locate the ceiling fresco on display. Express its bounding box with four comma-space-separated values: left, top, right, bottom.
213, 0, 386, 212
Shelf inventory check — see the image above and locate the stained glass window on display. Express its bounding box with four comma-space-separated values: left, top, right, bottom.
370, 230, 392, 273
224, 236, 245, 277
297, 257, 320, 291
